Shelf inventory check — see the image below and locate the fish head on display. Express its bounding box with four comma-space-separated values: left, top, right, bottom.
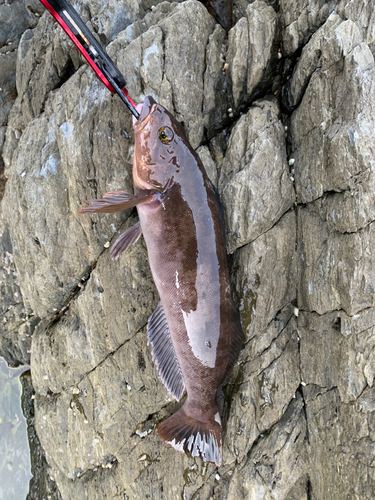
132, 96, 190, 192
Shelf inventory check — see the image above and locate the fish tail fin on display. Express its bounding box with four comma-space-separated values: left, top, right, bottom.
158, 403, 222, 466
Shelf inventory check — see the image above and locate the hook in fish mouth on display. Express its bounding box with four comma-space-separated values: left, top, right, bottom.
133, 95, 157, 127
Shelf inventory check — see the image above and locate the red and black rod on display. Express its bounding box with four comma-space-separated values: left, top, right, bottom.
39, 0, 139, 119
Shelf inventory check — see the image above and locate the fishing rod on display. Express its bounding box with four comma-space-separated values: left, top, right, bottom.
39, 0, 140, 120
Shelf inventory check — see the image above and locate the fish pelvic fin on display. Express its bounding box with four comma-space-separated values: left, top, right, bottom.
110, 221, 142, 260
78, 191, 153, 214
158, 404, 222, 467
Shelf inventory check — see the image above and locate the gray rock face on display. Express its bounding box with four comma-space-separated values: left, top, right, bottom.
219, 98, 294, 253
281, 0, 339, 55
0, 0, 43, 126
1, 0, 375, 498
227, 0, 277, 110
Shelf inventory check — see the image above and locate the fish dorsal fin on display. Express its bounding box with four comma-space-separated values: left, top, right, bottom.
147, 301, 185, 401
224, 313, 246, 380
110, 222, 142, 260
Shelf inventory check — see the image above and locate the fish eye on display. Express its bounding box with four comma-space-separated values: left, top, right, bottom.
158, 127, 174, 143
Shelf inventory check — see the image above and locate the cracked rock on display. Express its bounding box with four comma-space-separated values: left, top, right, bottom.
219, 99, 294, 254
298, 206, 375, 316
289, 14, 375, 235
227, 0, 277, 110
281, 0, 339, 55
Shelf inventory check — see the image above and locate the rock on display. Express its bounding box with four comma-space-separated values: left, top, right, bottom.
2, 0, 375, 498
2, 68, 134, 318
0, 220, 37, 367
282, 12, 343, 110
31, 222, 157, 396
196, 145, 218, 188
299, 308, 375, 403
281, 0, 339, 55
109, 0, 218, 147
298, 206, 375, 316
0, 0, 42, 45
21, 372, 63, 500
89, 0, 185, 43
303, 383, 375, 499
227, 0, 277, 110
288, 15, 375, 235
338, 0, 375, 52
218, 98, 294, 253
227, 396, 307, 500
160, 0, 216, 146
202, 24, 229, 137
230, 211, 297, 344
0, 51, 17, 126
0, 0, 42, 127
0, 126, 6, 197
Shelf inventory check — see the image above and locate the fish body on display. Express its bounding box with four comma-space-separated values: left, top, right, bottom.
79, 96, 245, 466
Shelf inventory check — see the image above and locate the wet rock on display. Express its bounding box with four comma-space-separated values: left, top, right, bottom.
21, 372, 63, 500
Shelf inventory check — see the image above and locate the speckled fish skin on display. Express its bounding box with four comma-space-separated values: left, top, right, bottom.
132, 96, 245, 466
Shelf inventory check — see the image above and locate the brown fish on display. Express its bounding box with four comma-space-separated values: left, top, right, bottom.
78, 96, 245, 466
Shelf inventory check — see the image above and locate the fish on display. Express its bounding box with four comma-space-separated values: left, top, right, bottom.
78, 96, 245, 466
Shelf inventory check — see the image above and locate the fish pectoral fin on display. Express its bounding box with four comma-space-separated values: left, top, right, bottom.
147, 301, 185, 401
110, 221, 142, 260
78, 191, 152, 214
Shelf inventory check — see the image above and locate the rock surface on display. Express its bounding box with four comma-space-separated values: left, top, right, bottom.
1, 0, 375, 499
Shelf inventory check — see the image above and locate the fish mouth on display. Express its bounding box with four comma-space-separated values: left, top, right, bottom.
133, 95, 156, 127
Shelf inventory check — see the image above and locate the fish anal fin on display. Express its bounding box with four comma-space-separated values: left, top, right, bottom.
110, 222, 142, 260
158, 404, 222, 467
147, 301, 185, 401
78, 190, 153, 214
